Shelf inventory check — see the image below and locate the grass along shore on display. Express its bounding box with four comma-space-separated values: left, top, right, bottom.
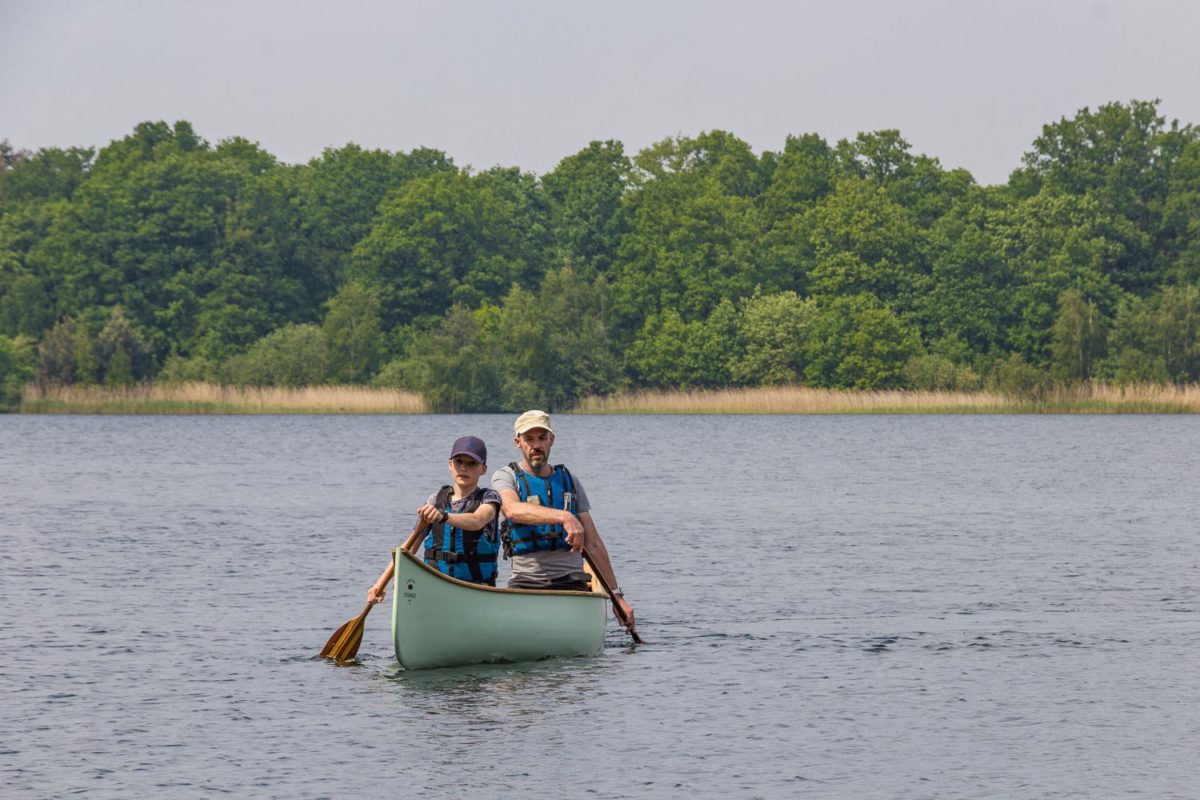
572, 383, 1200, 414
20, 382, 428, 414
13, 381, 1200, 414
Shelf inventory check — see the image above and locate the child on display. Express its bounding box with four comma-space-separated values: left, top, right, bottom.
367, 435, 502, 603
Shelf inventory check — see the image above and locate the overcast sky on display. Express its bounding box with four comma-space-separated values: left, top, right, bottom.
3, 0, 1199, 185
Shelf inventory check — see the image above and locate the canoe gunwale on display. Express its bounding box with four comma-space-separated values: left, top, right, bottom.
393, 546, 610, 598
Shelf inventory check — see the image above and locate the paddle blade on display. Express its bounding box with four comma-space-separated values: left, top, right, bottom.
320, 603, 373, 662
320, 618, 354, 658
331, 621, 365, 662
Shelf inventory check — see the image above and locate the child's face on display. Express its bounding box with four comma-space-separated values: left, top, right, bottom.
448, 455, 486, 487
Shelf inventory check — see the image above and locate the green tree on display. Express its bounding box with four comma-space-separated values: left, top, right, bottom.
805, 178, 928, 313
804, 294, 921, 388
731, 291, 816, 385
902, 354, 980, 391
0, 191, 65, 338
472, 166, 553, 285
96, 306, 149, 385
28, 123, 309, 365
73, 319, 99, 384
1000, 189, 1126, 363
993, 353, 1053, 400
1100, 285, 1200, 383
542, 140, 631, 279
1161, 139, 1200, 284
393, 304, 502, 412
323, 280, 383, 383
1011, 99, 1197, 291
920, 186, 1015, 357
610, 132, 767, 337
294, 144, 443, 295
628, 302, 739, 390
1049, 289, 1108, 382
757, 133, 837, 297
36, 317, 78, 385
350, 169, 529, 330
493, 268, 624, 409
0, 334, 35, 409
223, 324, 329, 387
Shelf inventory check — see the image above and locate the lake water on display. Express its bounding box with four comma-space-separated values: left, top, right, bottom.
1, 414, 1197, 799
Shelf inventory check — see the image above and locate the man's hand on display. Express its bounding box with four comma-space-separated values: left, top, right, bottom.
563, 514, 585, 551
367, 584, 387, 605
613, 596, 636, 631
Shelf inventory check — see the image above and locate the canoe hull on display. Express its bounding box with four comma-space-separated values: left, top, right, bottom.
391, 549, 608, 670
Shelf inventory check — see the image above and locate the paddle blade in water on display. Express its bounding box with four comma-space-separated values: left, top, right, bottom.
320, 619, 353, 658
320, 603, 373, 662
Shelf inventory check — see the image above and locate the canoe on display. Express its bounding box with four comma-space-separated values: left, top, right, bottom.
390, 547, 609, 669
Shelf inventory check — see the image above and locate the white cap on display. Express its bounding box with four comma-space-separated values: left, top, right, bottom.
514, 409, 553, 435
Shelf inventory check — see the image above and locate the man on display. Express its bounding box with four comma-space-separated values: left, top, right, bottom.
492, 410, 636, 632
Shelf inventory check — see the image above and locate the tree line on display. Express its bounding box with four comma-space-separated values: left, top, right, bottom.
2, 99, 1199, 411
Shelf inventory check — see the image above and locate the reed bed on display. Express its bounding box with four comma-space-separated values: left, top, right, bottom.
16, 381, 1200, 415
21, 382, 428, 414
573, 384, 1200, 414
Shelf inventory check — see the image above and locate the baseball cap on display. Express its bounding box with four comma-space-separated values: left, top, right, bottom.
513, 410, 553, 436
449, 435, 487, 464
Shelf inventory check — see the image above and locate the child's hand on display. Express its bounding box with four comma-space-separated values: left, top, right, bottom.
367, 584, 387, 604
417, 503, 445, 525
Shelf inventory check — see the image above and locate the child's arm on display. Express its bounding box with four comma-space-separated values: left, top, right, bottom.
367, 561, 393, 604
415, 500, 498, 532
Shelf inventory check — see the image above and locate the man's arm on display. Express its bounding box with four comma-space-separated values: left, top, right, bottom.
497, 487, 585, 539
578, 511, 635, 629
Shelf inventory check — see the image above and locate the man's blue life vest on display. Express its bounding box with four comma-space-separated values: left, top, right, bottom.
504, 462, 577, 556
422, 486, 499, 585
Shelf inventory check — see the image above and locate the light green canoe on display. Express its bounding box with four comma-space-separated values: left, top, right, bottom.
390, 548, 609, 670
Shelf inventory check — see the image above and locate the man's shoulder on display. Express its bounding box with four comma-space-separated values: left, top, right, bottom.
555, 464, 582, 482
489, 464, 518, 491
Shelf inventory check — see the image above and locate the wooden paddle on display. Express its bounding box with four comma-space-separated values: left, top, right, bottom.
320, 520, 431, 663
582, 548, 644, 644
320, 601, 373, 662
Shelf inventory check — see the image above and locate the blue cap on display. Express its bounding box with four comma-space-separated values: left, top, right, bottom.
449, 435, 487, 464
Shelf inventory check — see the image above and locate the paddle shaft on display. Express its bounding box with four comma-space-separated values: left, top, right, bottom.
322, 520, 433, 661
369, 520, 434, 602
582, 548, 643, 644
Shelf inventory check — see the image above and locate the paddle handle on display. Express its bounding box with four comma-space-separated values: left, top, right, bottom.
582, 549, 643, 644
401, 519, 433, 553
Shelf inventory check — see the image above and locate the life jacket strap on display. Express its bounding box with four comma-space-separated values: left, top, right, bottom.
425, 486, 492, 582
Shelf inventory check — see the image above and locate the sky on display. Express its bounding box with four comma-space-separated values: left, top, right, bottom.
3, 0, 1200, 185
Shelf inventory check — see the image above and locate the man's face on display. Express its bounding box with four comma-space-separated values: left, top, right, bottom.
515, 428, 554, 471
448, 455, 486, 487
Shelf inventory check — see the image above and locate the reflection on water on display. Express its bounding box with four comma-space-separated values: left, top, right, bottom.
2, 414, 1198, 799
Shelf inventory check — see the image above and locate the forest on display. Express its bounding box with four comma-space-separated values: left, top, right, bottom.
2, 99, 1199, 411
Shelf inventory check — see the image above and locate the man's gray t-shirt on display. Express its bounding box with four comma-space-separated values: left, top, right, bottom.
490, 465, 590, 584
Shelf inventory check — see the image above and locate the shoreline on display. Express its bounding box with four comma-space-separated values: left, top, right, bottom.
9, 382, 1200, 415
15, 382, 428, 415
571, 385, 1200, 414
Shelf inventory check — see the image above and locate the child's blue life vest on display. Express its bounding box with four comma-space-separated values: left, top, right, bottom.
422, 486, 499, 585
504, 462, 577, 556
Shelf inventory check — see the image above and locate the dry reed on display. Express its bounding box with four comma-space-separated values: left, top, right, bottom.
21, 382, 428, 414
17, 381, 1200, 415
573, 383, 1200, 414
